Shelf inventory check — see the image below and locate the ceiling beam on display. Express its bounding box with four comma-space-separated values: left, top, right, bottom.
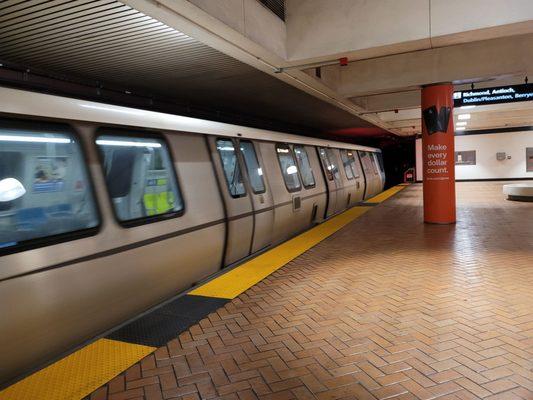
121, 0, 392, 132
325, 33, 533, 98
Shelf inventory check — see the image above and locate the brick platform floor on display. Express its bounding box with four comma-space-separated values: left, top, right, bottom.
90, 182, 533, 400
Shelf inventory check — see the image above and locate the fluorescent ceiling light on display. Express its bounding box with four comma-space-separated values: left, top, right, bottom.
96, 139, 161, 148
456, 126, 466, 131
0, 135, 70, 143
456, 121, 468, 126
460, 105, 476, 109
458, 114, 471, 120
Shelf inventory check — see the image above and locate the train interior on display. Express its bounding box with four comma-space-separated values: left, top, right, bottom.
0, 124, 98, 249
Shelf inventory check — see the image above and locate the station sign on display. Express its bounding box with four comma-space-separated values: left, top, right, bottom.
453, 83, 533, 107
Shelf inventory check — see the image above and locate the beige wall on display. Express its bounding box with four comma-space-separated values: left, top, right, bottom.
416, 131, 533, 180
285, 0, 533, 62
286, 0, 429, 61
189, 0, 287, 58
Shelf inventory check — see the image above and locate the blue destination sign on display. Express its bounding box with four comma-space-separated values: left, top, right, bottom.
453, 83, 533, 107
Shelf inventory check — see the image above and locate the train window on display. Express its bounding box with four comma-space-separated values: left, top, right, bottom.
239, 141, 265, 194
375, 153, 385, 173
340, 150, 355, 180
347, 151, 361, 178
318, 148, 333, 181
359, 151, 372, 173
326, 149, 341, 180
293, 145, 316, 188
216, 139, 246, 198
97, 134, 183, 224
276, 144, 301, 192
369, 153, 379, 174
0, 122, 99, 253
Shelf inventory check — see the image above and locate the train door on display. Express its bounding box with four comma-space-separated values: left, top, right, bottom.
317, 147, 341, 217
238, 140, 274, 253
348, 150, 366, 202
330, 148, 353, 212
339, 149, 361, 207
209, 137, 254, 265
358, 151, 375, 199
374, 152, 386, 190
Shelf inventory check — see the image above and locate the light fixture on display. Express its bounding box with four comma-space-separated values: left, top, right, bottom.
286, 165, 298, 175
456, 121, 467, 126
96, 139, 161, 148
80, 104, 143, 116
0, 135, 71, 143
456, 126, 466, 131
0, 178, 26, 202
458, 114, 471, 120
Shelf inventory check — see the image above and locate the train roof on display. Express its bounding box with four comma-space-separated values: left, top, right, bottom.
0, 87, 381, 153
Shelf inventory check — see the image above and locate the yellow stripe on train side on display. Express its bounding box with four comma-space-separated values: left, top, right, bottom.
0, 339, 155, 400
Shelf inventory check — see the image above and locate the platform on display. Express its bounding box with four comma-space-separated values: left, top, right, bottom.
89, 181, 533, 400
4, 182, 533, 400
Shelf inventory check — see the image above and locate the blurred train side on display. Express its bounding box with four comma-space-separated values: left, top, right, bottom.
0, 88, 385, 385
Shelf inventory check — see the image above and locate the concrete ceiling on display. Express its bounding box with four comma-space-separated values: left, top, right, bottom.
2, 0, 532, 140
0, 0, 374, 135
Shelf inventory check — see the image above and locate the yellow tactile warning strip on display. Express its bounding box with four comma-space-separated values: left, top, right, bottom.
0, 184, 405, 400
0, 339, 154, 400
365, 184, 406, 203
190, 185, 407, 299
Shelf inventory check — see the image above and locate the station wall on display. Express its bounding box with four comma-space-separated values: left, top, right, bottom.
416, 130, 533, 181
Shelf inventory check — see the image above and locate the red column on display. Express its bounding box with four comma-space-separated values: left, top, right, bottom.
421, 84, 456, 224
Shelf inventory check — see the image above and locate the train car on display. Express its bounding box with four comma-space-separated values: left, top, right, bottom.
0, 87, 385, 384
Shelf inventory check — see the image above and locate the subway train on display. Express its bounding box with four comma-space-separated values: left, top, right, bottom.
0, 87, 385, 385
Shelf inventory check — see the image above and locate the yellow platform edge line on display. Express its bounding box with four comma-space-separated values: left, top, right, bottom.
190, 206, 371, 299
0, 184, 407, 400
190, 185, 406, 300
366, 185, 407, 203
0, 339, 155, 400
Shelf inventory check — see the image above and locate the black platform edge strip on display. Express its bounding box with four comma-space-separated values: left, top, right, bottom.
106, 295, 229, 347
358, 202, 379, 206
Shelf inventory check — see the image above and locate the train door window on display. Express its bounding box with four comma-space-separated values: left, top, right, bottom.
216, 139, 246, 198
375, 153, 385, 173
369, 153, 379, 174
97, 134, 183, 224
347, 151, 360, 178
318, 148, 333, 181
325, 149, 341, 180
340, 150, 355, 180
239, 140, 265, 194
0, 121, 99, 253
276, 144, 301, 192
359, 151, 371, 172
293, 145, 316, 188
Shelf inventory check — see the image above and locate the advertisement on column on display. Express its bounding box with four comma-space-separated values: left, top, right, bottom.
422, 84, 456, 224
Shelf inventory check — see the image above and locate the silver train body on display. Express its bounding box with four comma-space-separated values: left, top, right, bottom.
0, 87, 385, 384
